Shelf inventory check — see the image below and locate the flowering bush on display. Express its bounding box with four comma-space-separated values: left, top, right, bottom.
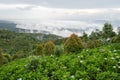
27, 58, 39, 72
0, 43, 119, 80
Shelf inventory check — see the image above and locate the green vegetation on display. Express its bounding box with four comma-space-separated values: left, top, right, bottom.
0, 48, 3, 66
0, 22, 120, 79
0, 43, 119, 80
35, 44, 44, 55
0, 30, 61, 54
64, 33, 84, 53
44, 41, 55, 55
103, 23, 116, 38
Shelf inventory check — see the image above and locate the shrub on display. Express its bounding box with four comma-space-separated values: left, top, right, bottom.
111, 36, 120, 43
2, 57, 9, 64
12, 51, 24, 60
3, 53, 11, 62
64, 33, 84, 53
27, 58, 39, 72
35, 44, 43, 56
54, 46, 64, 56
44, 41, 55, 55
87, 40, 101, 49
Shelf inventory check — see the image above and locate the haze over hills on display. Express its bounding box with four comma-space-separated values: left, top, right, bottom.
0, 19, 120, 37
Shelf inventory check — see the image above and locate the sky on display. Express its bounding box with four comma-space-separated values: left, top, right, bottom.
0, 0, 120, 20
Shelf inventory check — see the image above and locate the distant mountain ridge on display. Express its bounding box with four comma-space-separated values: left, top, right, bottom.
0, 20, 13, 23
0, 19, 120, 37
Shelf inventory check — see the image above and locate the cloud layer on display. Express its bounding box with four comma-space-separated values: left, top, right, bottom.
0, 0, 120, 9
0, 3, 120, 20
0, 1, 120, 37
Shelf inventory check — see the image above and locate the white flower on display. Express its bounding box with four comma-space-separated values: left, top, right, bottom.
63, 66, 67, 69
118, 62, 120, 64
113, 50, 117, 53
113, 66, 116, 68
116, 56, 119, 58
114, 53, 117, 56
50, 54, 54, 57
17, 78, 22, 80
80, 55, 83, 58
106, 38, 110, 41
97, 68, 100, 71
70, 75, 75, 78
86, 49, 88, 51
80, 60, 83, 63
104, 58, 107, 60
111, 57, 115, 60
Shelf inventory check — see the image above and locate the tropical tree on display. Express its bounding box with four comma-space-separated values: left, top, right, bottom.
44, 41, 55, 55
117, 27, 120, 36
82, 32, 89, 42
64, 33, 84, 53
102, 23, 116, 38
89, 31, 99, 40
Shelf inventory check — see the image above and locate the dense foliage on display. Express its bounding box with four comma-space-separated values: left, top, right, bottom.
35, 44, 44, 55
0, 48, 3, 66
103, 23, 116, 38
0, 22, 120, 79
0, 30, 61, 54
44, 41, 55, 55
0, 43, 119, 80
64, 33, 84, 53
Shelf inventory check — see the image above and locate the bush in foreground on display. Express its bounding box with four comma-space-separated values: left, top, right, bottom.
27, 58, 39, 72
0, 44, 119, 80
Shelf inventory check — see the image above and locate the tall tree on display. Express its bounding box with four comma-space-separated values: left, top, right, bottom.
89, 31, 98, 40
117, 27, 120, 36
82, 32, 89, 42
102, 23, 116, 38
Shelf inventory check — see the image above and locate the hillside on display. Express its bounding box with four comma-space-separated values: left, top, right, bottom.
0, 43, 119, 80
0, 30, 62, 54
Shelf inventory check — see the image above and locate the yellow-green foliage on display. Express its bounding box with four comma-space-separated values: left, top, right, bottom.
0, 48, 3, 66
35, 44, 43, 55
87, 40, 101, 48
3, 53, 11, 62
111, 36, 120, 43
64, 33, 84, 53
12, 51, 24, 60
44, 41, 55, 55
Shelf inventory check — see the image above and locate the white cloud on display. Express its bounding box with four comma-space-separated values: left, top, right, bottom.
0, 3, 120, 20
0, 4, 33, 9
